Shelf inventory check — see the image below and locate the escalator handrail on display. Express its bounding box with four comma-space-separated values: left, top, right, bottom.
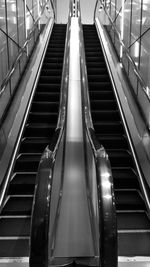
94, 0, 150, 101
79, 3, 118, 266
29, 6, 72, 267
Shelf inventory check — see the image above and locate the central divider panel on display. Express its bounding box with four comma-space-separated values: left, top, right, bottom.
50, 17, 95, 258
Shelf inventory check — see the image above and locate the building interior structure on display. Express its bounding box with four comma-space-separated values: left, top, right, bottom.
0, 0, 150, 266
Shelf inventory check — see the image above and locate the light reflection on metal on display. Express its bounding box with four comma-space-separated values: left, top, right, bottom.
95, 0, 150, 102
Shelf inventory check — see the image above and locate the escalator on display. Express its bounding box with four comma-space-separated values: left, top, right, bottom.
83, 24, 150, 257
0, 24, 66, 258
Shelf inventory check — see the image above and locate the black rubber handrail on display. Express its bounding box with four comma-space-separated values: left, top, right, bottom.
79, 1, 118, 266
29, 6, 71, 267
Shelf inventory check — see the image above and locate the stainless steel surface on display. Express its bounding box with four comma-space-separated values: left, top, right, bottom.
51, 17, 95, 258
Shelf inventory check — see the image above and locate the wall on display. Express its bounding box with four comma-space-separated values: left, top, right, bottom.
80, 0, 97, 24
55, 0, 97, 24
56, 0, 70, 23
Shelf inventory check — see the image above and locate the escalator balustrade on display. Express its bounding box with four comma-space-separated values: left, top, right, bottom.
0, 24, 66, 258
83, 24, 150, 257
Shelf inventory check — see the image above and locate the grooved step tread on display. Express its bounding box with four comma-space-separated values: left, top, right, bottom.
2, 196, 33, 215
0, 239, 29, 257
0, 217, 31, 236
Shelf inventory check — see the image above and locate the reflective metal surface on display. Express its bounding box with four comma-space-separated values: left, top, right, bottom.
95, 0, 150, 128
51, 17, 95, 258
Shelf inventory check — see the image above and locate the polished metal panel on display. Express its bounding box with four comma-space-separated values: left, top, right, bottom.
51, 17, 95, 258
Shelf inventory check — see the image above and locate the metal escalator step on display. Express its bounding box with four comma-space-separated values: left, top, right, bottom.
107, 149, 133, 167
118, 232, 150, 256
48, 43, 65, 47
86, 61, 106, 68
88, 74, 110, 82
31, 102, 59, 113
14, 154, 41, 172
97, 135, 128, 149
0, 217, 30, 236
9, 172, 36, 194
86, 56, 105, 63
45, 52, 64, 58
91, 100, 117, 110
43, 57, 64, 63
112, 167, 139, 189
115, 190, 145, 210
85, 52, 104, 57
92, 110, 120, 121
93, 121, 124, 134
34, 92, 60, 101
89, 90, 114, 100
24, 123, 56, 137
28, 112, 58, 123
20, 137, 50, 153
117, 211, 150, 230
42, 62, 63, 70
39, 75, 61, 84
84, 46, 101, 51
0, 239, 29, 257
40, 68, 62, 76
89, 81, 112, 91
2, 196, 33, 215
87, 67, 108, 75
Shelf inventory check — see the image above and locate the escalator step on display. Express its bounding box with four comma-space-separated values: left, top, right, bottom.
108, 149, 133, 167
28, 112, 58, 123
89, 81, 112, 91
20, 138, 50, 153
97, 135, 128, 149
93, 121, 124, 134
24, 123, 56, 137
2, 196, 33, 215
39, 75, 61, 84
9, 172, 36, 194
87, 67, 108, 75
40, 68, 62, 76
117, 211, 150, 230
34, 92, 60, 101
115, 190, 145, 210
31, 102, 59, 113
112, 167, 139, 189
14, 154, 41, 172
0, 217, 30, 236
118, 232, 150, 256
92, 110, 120, 121
91, 100, 117, 110
89, 91, 114, 100
0, 239, 29, 257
